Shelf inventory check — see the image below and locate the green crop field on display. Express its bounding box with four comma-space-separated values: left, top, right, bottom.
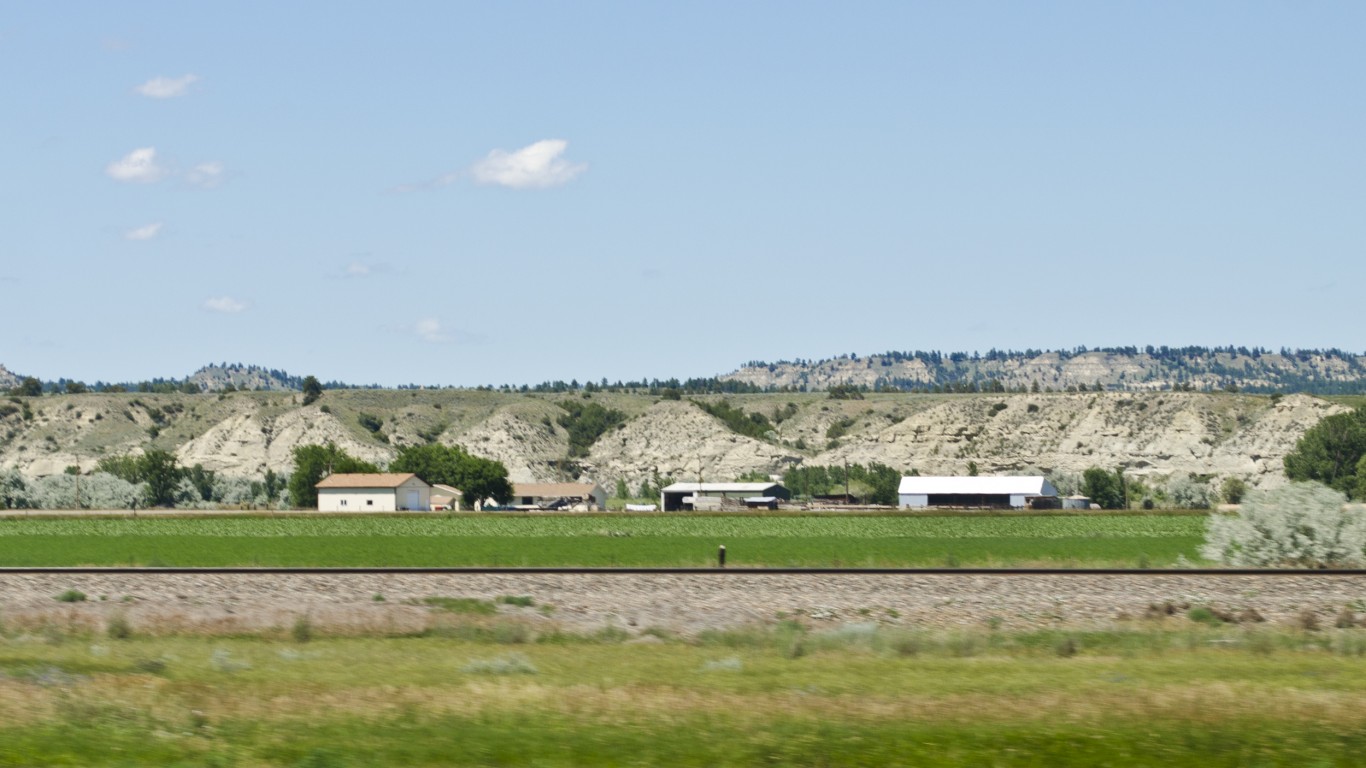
0, 514, 1209, 567
4, 623, 1366, 766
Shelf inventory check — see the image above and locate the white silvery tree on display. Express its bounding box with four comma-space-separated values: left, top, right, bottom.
1167, 475, 1210, 510
29, 473, 143, 510
1202, 482, 1365, 567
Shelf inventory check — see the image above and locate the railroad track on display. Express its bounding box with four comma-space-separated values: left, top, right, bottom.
1, 566, 1363, 576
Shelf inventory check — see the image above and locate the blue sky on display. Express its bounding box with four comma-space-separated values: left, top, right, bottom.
2, 2, 1363, 387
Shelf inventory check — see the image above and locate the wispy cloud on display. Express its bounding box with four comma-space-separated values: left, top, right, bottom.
135, 74, 198, 99
203, 296, 247, 314
124, 222, 163, 241
415, 317, 447, 343
185, 161, 224, 188
471, 139, 586, 189
106, 147, 166, 183
406, 317, 483, 345
345, 261, 371, 277
391, 171, 461, 194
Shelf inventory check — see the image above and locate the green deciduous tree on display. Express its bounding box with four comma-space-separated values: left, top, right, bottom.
14, 377, 42, 397
287, 443, 379, 508
96, 448, 184, 507
1082, 467, 1125, 509
389, 443, 513, 509
0, 470, 29, 509
140, 448, 182, 507
1284, 407, 1366, 498
301, 375, 323, 406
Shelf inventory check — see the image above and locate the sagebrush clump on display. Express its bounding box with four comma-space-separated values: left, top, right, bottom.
1203, 482, 1363, 567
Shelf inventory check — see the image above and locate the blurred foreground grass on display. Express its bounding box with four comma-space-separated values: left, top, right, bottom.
2, 619, 1366, 766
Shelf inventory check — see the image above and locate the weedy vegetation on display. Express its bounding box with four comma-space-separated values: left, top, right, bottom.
2, 619, 1366, 765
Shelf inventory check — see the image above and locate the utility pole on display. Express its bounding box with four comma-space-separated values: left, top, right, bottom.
844, 458, 850, 504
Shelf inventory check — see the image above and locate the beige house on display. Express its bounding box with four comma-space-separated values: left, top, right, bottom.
510, 482, 607, 511
315, 473, 432, 512
430, 483, 463, 511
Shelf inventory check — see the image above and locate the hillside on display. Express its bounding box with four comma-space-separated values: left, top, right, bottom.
0, 365, 22, 392
0, 389, 1344, 499
187, 364, 302, 392
723, 347, 1366, 394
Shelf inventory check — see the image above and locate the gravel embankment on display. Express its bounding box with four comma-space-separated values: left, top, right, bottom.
5, 573, 1366, 637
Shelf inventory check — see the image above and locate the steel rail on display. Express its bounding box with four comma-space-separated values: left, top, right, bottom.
1, 566, 1365, 576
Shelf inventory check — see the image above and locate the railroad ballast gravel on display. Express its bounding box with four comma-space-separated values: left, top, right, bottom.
4, 573, 1366, 636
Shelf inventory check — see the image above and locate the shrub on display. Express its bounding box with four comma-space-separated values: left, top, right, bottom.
1220, 477, 1249, 504
292, 614, 314, 643
107, 613, 132, 639
55, 589, 86, 603
1167, 475, 1210, 509
556, 401, 628, 457
421, 597, 496, 615
1202, 482, 1363, 567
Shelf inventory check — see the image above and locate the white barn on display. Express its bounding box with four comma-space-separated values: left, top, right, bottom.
898, 476, 1058, 510
315, 473, 432, 512
660, 482, 791, 511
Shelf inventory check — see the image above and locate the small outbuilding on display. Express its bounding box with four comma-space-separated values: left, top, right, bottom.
430, 483, 464, 511
660, 482, 791, 512
316, 473, 432, 512
897, 476, 1058, 510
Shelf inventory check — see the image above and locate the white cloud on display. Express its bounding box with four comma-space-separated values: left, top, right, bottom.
415, 317, 447, 343
471, 139, 586, 189
106, 147, 166, 183
203, 296, 247, 314
124, 222, 163, 241
391, 171, 461, 194
186, 161, 224, 188
135, 74, 198, 99
344, 261, 371, 277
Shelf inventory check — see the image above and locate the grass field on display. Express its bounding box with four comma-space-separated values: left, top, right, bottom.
0, 514, 1209, 567
4, 621, 1366, 766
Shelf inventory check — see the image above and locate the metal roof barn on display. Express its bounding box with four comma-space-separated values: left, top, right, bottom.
897, 476, 1058, 510
660, 482, 790, 511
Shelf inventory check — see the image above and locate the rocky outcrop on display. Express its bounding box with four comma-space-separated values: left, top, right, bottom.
0, 390, 1347, 494
724, 349, 1366, 393
584, 400, 803, 488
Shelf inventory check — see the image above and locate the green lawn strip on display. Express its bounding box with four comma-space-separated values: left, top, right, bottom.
0, 514, 1208, 567
0, 534, 1204, 567
0, 514, 1210, 539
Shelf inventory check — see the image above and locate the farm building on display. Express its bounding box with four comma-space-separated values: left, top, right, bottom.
897, 476, 1058, 510
430, 483, 463, 511
510, 482, 607, 511
315, 473, 432, 512
660, 482, 791, 512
